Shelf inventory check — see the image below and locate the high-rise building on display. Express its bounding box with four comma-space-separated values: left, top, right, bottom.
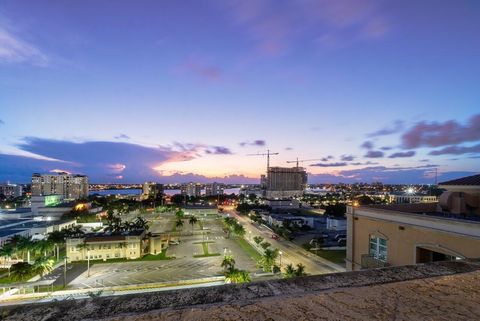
205, 182, 224, 196
142, 182, 164, 198
181, 182, 202, 197
0, 183, 23, 198
266, 166, 307, 199
31, 172, 89, 200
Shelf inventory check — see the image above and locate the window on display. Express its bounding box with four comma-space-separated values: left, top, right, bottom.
369, 235, 387, 262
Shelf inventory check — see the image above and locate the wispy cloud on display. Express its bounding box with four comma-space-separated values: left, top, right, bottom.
215, 0, 390, 56
388, 151, 416, 158
310, 162, 347, 167
361, 141, 374, 149
367, 120, 404, 137
114, 134, 130, 140
239, 139, 266, 147
0, 27, 48, 66
175, 56, 221, 81
428, 144, 480, 156
340, 155, 355, 161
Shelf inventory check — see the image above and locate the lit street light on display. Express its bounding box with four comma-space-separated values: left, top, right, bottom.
279, 251, 283, 267
63, 256, 68, 288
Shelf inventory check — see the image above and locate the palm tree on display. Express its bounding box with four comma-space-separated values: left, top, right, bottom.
225, 268, 251, 284
47, 231, 66, 261
0, 243, 15, 275
133, 217, 149, 230
175, 218, 184, 230
295, 263, 306, 277
259, 248, 279, 272
283, 264, 296, 278
33, 239, 54, 257
221, 254, 236, 271
33, 256, 54, 277
189, 216, 198, 232
233, 224, 246, 238
17, 236, 34, 264
10, 262, 34, 282
253, 236, 264, 245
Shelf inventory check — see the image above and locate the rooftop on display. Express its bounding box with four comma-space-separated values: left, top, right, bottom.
439, 173, 480, 186
2, 260, 480, 320
364, 203, 480, 222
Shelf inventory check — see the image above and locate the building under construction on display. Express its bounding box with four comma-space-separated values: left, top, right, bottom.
266, 166, 307, 199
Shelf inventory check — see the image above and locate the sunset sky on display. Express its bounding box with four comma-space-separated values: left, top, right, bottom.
0, 0, 479, 184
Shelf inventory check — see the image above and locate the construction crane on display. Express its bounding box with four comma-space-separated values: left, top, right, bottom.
286, 158, 324, 167
247, 149, 279, 172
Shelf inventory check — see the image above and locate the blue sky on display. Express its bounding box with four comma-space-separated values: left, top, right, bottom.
0, 0, 479, 184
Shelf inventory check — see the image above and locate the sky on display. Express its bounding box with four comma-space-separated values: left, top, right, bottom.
0, 0, 479, 184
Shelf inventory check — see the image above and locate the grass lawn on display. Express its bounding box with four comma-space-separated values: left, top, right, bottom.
312, 249, 346, 264
193, 242, 221, 258
234, 237, 262, 261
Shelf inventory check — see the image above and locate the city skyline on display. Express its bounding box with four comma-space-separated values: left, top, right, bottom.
1, 1, 479, 183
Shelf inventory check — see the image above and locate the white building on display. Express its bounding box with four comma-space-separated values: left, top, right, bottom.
181, 182, 202, 197
205, 182, 224, 196
389, 194, 438, 204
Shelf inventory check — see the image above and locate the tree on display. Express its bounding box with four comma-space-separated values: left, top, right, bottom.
0, 243, 15, 273
225, 268, 251, 284
258, 248, 279, 272
260, 241, 271, 250
175, 218, 184, 230
33, 256, 54, 277
295, 263, 306, 276
221, 254, 236, 271
189, 216, 198, 232
233, 224, 246, 238
283, 264, 296, 278
17, 236, 34, 263
133, 216, 149, 230
33, 239, 54, 257
48, 230, 66, 261
175, 209, 185, 219
10, 262, 34, 282
253, 236, 264, 245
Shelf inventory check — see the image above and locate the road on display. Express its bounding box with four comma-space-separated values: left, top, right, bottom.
227, 210, 345, 275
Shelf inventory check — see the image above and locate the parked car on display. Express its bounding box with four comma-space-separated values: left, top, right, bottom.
334, 234, 346, 240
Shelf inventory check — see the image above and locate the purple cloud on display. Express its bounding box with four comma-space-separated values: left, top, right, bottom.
364, 150, 384, 158
351, 161, 379, 165
380, 146, 392, 151
428, 144, 480, 156
401, 114, 480, 149
239, 139, 266, 147
310, 162, 347, 167
388, 151, 416, 158
205, 146, 233, 155
341, 155, 355, 161
175, 56, 221, 81
114, 134, 130, 140
367, 120, 404, 137
361, 141, 374, 149
320, 155, 334, 162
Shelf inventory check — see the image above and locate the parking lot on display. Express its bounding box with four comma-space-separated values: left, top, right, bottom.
68, 213, 259, 289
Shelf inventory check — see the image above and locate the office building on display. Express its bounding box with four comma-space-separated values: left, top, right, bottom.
0, 183, 23, 198
346, 173, 480, 271
205, 182, 224, 196
181, 182, 202, 197
266, 166, 307, 199
31, 172, 89, 200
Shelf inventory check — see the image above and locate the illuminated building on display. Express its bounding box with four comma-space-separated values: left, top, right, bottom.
181, 182, 202, 197
31, 172, 88, 200
0, 183, 23, 198
205, 182, 224, 196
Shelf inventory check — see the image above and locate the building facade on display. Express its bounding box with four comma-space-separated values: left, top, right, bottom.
181, 182, 202, 197
266, 166, 307, 199
205, 182, 224, 196
0, 183, 23, 198
346, 174, 480, 271
31, 173, 89, 200
66, 230, 147, 262
142, 182, 164, 198
389, 194, 438, 204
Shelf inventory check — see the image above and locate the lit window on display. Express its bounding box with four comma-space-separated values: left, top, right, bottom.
369, 235, 387, 262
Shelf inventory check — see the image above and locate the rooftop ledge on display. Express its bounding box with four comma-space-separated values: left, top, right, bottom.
2, 260, 480, 321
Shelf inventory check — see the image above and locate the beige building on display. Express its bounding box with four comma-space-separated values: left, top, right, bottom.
67, 230, 148, 262
346, 174, 480, 271
32, 172, 89, 200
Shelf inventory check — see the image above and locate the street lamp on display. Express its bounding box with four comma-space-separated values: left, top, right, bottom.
63, 256, 68, 288
87, 250, 91, 277
279, 251, 283, 267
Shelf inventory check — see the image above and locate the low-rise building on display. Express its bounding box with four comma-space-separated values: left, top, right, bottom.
326, 217, 347, 231
346, 174, 480, 271
389, 194, 438, 204
0, 183, 23, 198
66, 230, 148, 262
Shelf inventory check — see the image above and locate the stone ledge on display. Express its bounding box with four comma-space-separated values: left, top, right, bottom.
2, 260, 479, 321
